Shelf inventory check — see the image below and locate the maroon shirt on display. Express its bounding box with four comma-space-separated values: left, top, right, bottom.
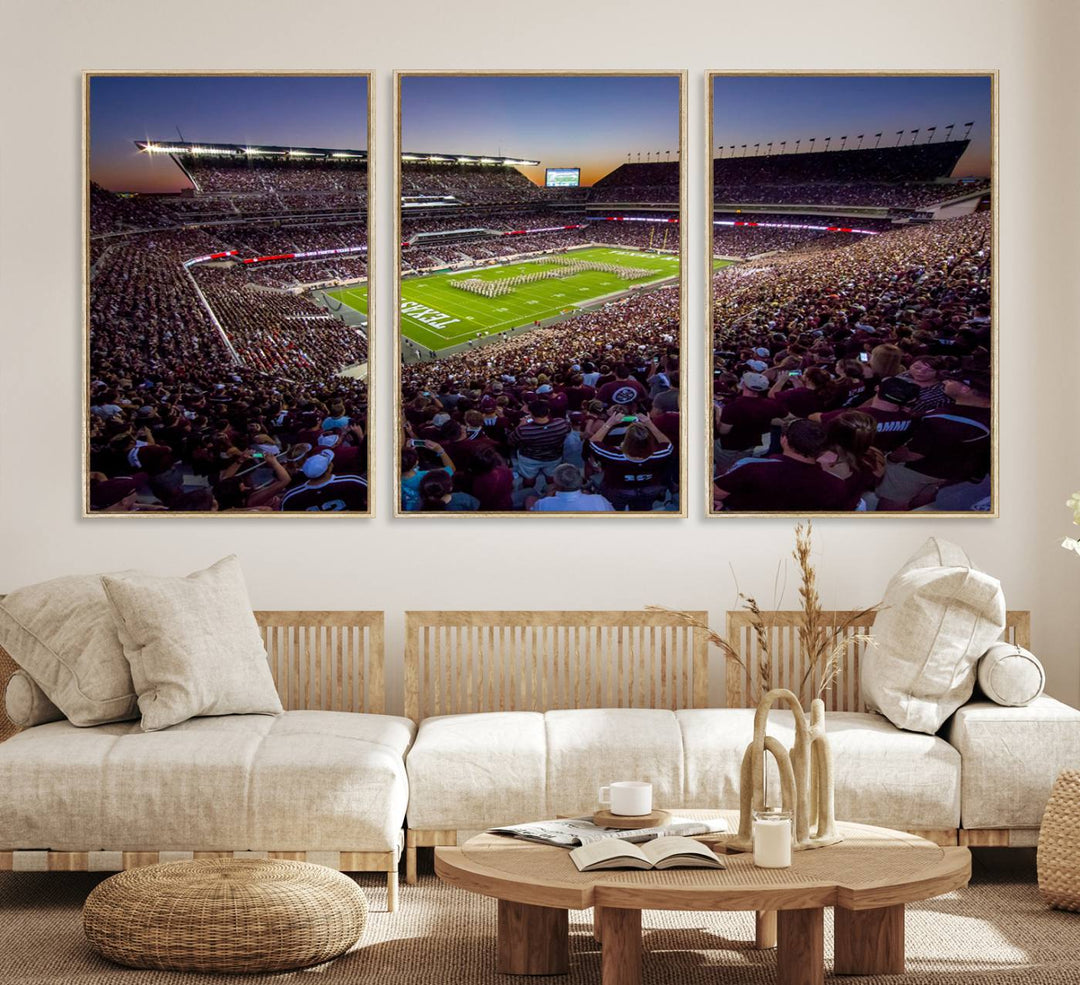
597, 378, 649, 407
718, 395, 785, 450
715, 455, 851, 512
820, 405, 916, 453
777, 387, 825, 419
564, 384, 596, 412
906, 405, 991, 480
443, 434, 497, 472
471, 466, 515, 511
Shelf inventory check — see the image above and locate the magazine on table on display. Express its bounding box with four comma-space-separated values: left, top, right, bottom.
570, 836, 727, 872
488, 815, 728, 848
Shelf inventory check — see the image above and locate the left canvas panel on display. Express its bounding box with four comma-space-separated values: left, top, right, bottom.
85, 73, 373, 515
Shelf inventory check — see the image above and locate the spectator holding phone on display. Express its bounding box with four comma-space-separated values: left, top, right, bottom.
587, 407, 673, 510
401, 439, 456, 512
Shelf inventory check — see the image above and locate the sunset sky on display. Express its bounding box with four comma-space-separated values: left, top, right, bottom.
711, 75, 993, 177
88, 75, 368, 193
400, 75, 681, 187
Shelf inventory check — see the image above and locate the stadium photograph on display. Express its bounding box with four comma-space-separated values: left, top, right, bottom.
388, 72, 685, 515
86, 73, 372, 515
708, 73, 994, 516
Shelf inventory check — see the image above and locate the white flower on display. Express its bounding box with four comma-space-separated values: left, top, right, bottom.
1064, 537, 1080, 557
1069, 491, 1080, 525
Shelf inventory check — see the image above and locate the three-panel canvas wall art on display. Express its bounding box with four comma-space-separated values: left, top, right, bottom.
84, 71, 994, 518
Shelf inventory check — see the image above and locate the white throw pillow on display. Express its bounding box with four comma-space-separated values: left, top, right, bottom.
4, 670, 66, 728
861, 538, 1006, 734
977, 643, 1045, 706
0, 573, 139, 726
102, 556, 283, 732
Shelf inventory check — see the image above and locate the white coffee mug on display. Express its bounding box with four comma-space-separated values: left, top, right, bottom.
598, 780, 653, 816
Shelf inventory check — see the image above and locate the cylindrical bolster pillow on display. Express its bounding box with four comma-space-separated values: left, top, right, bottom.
977, 643, 1046, 707
4, 670, 65, 727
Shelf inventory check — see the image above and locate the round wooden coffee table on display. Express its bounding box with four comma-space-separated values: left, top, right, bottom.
435, 810, 970, 985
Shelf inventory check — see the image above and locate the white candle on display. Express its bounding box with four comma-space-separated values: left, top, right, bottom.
753, 815, 792, 868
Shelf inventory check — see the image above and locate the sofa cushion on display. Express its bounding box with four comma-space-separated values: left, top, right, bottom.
0, 710, 415, 853
0, 573, 138, 726
406, 712, 547, 830
677, 708, 961, 829
861, 538, 1006, 734
945, 697, 1080, 829
102, 556, 283, 732
544, 709, 684, 817
4, 670, 64, 728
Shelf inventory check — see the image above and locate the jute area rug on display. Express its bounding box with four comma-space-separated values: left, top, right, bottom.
1, 849, 1078, 984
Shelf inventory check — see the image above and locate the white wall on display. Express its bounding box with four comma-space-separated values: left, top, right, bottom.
1, 0, 1078, 713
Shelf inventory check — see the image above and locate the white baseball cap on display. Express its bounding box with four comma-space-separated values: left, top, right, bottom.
301, 450, 334, 479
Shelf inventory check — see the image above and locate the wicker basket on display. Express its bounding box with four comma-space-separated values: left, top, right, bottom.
1037, 769, 1080, 912
83, 858, 367, 973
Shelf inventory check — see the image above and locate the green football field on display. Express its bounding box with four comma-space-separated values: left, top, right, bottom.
327, 247, 683, 353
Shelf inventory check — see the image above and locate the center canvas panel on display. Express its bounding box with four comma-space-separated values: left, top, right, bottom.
392, 73, 685, 516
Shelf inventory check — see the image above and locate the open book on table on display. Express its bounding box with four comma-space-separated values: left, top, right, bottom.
570, 836, 726, 873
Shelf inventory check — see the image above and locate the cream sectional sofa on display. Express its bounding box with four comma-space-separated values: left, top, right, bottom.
0, 610, 414, 911
402, 609, 1080, 882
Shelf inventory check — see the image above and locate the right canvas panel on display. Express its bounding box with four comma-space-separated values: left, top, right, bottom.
708, 73, 995, 516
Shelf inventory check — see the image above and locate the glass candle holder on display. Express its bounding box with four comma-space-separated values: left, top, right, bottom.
752, 807, 793, 868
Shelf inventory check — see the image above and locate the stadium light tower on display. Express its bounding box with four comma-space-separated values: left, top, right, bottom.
767, 142, 773, 155
840, 135, 847, 150
910, 128, 920, 145
753, 143, 759, 155
926, 125, 937, 143
895, 130, 904, 146
779, 141, 786, 154
808, 137, 816, 153
794, 139, 800, 153
823, 136, 831, 151
873, 132, 882, 148
729, 145, 735, 156
740, 144, 747, 156
856, 133, 864, 149
944, 123, 955, 141
963, 121, 975, 139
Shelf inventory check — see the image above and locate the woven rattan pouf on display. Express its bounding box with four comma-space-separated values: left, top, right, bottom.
83, 858, 367, 973
1038, 769, 1080, 912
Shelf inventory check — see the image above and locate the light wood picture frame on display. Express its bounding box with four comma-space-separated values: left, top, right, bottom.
706, 71, 997, 517
84, 71, 374, 516
394, 71, 687, 517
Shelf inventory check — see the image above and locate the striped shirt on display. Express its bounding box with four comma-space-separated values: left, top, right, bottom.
510, 418, 571, 461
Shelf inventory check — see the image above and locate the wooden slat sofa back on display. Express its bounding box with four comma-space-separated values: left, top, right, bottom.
724, 609, 1032, 712
0, 610, 386, 742
403, 610, 710, 722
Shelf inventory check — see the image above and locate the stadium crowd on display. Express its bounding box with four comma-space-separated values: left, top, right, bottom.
399, 286, 681, 512
88, 184, 371, 513
710, 212, 992, 512
713, 180, 987, 209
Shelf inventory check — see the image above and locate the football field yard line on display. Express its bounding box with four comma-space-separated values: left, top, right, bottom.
325, 246, 682, 353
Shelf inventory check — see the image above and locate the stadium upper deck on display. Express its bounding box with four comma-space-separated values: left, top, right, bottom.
585, 140, 988, 213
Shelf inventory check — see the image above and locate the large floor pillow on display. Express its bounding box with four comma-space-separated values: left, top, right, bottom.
861, 538, 1005, 734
